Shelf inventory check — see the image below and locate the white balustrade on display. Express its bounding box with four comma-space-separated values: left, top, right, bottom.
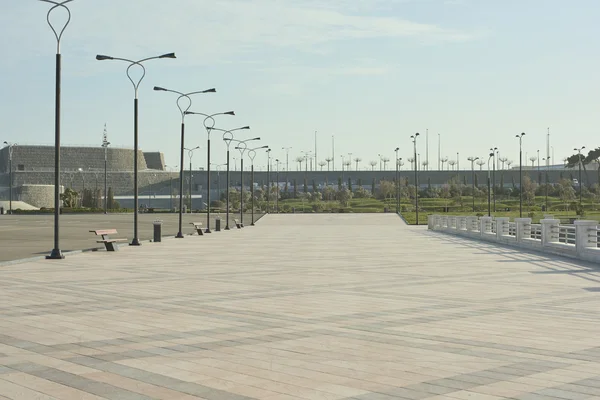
428, 215, 600, 264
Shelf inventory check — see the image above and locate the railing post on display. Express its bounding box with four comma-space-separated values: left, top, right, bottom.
575, 220, 598, 256
480, 216, 492, 236
540, 218, 560, 247
515, 218, 532, 243
466, 216, 478, 232
495, 217, 509, 239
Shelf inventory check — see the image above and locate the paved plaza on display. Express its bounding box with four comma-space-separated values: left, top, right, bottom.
0, 213, 258, 263
0, 214, 600, 399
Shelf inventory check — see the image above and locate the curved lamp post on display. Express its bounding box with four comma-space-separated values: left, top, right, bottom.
3, 142, 16, 215
248, 146, 269, 225
96, 53, 176, 245
574, 146, 586, 208
209, 127, 251, 230
153, 87, 215, 238
487, 152, 494, 216
101, 126, 110, 214
516, 133, 525, 217
410, 133, 420, 225
234, 138, 261, 226
185, 112, 236, 233
468, 156, 479, 212
184, 146, 201, 213
41, 0, 75, 259
490, 147, 498, 212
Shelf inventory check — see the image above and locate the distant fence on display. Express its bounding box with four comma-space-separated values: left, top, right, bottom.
428, 215, 600, 264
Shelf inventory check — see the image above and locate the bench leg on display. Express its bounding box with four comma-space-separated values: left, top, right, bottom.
197, 229, 204, 236
105, 242, 118, 252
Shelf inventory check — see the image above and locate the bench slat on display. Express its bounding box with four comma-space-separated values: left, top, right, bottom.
97, 239, 128, 243
90, 229, 118, 235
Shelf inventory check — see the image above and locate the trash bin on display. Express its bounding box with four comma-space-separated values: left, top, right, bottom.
215, 218, 221, 232
153, 220, 162, 242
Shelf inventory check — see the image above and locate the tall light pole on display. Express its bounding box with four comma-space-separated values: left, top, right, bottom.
234, 138, 261, 226
266, 148, 272, 212
184, 111, 235, 233
437, 133, 441, 170
3, 142, 16, 215
411, 133, 420, 224
96, 53, 176, 246
487, 152, 493, 216
490, 147, 498, 212
275, 158, 281, 213
212, 127, 251, 229
184, 146, 201, 213
153, 88, 218, 237
248, 146, 269, 225
282, 146, 292, 193
542, 157, 550, 211
101, 125, 109, 214
516, 133, 525, 217
42, 0, 75, 259
574, 146, 586, 208
468, 157, 479, 212
395, 147, 400, 214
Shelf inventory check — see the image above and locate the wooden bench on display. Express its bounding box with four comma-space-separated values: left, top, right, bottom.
233, 219, 243, 229
89, 229, 127, 251
190, 222, 204, 235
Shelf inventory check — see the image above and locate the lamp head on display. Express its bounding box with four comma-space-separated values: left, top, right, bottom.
261, 145, 269, 149
159, 53, 176, 59
203, 88, 217, 93
153, 86, 168, 91
96, 54, 113, 61
224, 111, 235, 115
251, 137, 260, 141
395, 147, 399, 151
3, 141, 7, 145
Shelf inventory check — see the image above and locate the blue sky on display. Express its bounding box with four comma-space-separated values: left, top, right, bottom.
1, 0, 599, 171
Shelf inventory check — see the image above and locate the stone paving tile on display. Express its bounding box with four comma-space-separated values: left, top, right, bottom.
1, 214, 600, 399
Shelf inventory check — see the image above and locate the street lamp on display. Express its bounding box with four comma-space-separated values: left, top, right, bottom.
41, 0, 75, 259
184, 146, 201, 213
516, 133, 525, 217
210, 126, 251, 229
185, 111, 236, 233
395, 147, 400, 214
266, 148, 272, 213
487, 152, 494, 217
248, 146, 269, 225
233, 138, 261, 226
468, 157, 479, 212
101, 126, 110, 214
275, 158, 281, 213
490, 147, 498, 212
542, 157, 550, 211
3, 142, 16, 215
574, 146, 586, 208
153, 88, 216, 237
96, 53, 176, 246
410, 133, 420, 225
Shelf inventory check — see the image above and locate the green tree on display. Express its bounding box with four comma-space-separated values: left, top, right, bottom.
353, 186, 371, 199
303, 177, 308, 193
558, 178, 576, 211
378, 180, 395, 200
440, 185, 451, 210
60, 188, 79, 208
336, 187, 354, 207
371, 178, 376, 195
348, 178, 352, 192
293, 179, 297, 199
338, 177, 343, 191
522, 176, 538, 209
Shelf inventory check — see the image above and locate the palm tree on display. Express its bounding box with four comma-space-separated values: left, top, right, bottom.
369, 160, 377, 171
529, 156, 537, 168
382, 157, 390, 170
295, 156, 304, 171
441, 157, 448, 170
407, 157, 415, 170
498, 157, 508, 170
506, 160, 513, 169
584, 147, 600, 185
325, 157, 333, 171
448, 160, 456, 170
476, 159, 485, 170
354, 157, 362, 171
318, 161, 326, 171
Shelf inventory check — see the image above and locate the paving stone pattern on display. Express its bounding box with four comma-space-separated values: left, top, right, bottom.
0, 214, 600, 399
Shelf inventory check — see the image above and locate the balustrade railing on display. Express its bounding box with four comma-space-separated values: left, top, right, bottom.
428, 215, 600, 264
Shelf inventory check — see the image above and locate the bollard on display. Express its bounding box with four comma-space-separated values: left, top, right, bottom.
215, 218, 221, 232
153, 220, 162, 242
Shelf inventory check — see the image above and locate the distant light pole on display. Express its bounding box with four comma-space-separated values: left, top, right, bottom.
468, 156, 479, 212
282, 147, 292, 191
395, 147, 400, 214
3, 142, 16, 215
185, 111, 236, 233
516, 133, 525, 217
96, 52, 176, 246
275, 158, 281, 212
184, 146, 201, 213
153, 88, 217, 237
410, 133, 420, 224
490, 147, 498, 212
101, 126, 109, 214
542, 157, 550, 211
42, 0, 75, 259
234, 138, 261, 225
266, 148, 272, 213
211, 126, 251, 229
487, 152, 494, 216
248, 146, 268, 225
574, 146, 586, 208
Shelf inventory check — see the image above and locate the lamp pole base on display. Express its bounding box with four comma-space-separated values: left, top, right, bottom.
205, 229, 212, 234
175, 233, 184, 239
46, 249, 65, 260
225, 226, 230, 230
129, 238, 141, 246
